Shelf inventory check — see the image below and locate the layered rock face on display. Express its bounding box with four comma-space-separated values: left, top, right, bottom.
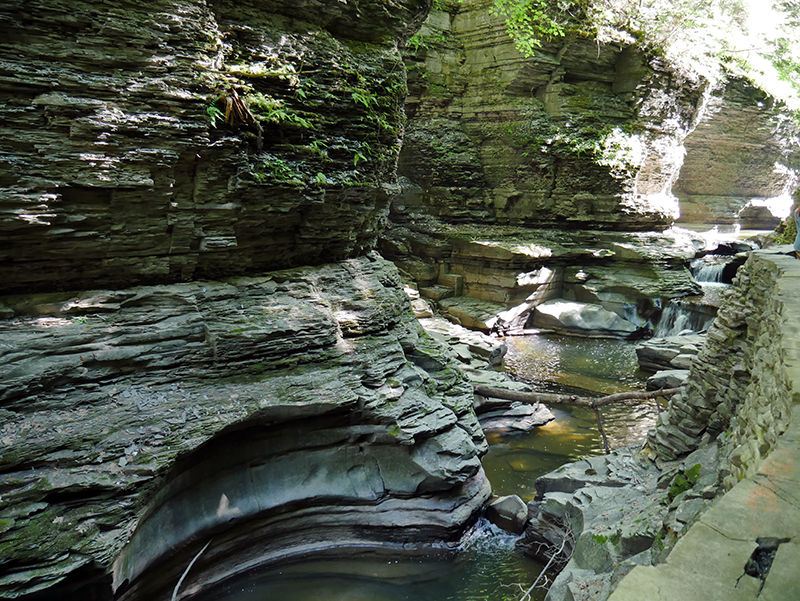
1, 256, 491, 601
381, 215, 704, 334
398, 0, 711, 230
0, 0, 422, 294
675, 78, 800, 228
0, 1, 494, 600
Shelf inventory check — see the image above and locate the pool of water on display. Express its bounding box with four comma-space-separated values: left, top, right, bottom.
202, 521, 547, 601
484, 334, 658, 501
196, 334, 658, 601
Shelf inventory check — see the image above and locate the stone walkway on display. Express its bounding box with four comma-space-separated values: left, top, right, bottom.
609, 249, 800, 601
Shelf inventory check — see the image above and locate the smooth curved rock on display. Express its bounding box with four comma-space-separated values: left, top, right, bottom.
530, 300, 638, 338
0, 256, 491, 600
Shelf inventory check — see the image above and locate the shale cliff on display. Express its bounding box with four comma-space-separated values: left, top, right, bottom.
399, 1, 799, 233
399, 0, 709, 230
0, 0, 420, 293
0, 1, 494, 600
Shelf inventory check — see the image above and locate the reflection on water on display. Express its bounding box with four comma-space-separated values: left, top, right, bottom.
502, 335, 645, 395
200, 521, 546, 601
200, 334, 659, 601
484, 334, 662, 502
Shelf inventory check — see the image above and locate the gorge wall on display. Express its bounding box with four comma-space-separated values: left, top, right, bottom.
398, 0, 709, 230
0, 0, 419, 294
0, 1, 494, 600
675, 78, 800, 229
398, 0, 799, 233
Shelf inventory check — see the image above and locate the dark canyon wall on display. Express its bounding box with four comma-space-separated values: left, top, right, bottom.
0, 0, 419, 293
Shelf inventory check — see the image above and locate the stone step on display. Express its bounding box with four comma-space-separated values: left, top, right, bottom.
419, 284, 456, 300
438, 272, 464, 296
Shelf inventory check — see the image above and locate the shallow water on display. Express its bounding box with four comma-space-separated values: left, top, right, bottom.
199, 334, 658, 601
484, 335, 659, 501
202, 520, 547, 601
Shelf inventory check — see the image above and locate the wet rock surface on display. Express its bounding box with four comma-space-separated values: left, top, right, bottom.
382, 217, 705, 336
0, 255, 491, 600
416, 314, 554, 431
523, 444, 724, 601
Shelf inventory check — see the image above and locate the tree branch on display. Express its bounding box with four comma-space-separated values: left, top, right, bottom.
473, 385, 682, 408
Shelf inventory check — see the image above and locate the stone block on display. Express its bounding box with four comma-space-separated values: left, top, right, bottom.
438, 272, 464, 296
646, 369, 690, 390
419, 285, 455, 301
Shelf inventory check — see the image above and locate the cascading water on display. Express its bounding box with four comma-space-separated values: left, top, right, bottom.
653, 300, 716, 337
690, 256, 730, 283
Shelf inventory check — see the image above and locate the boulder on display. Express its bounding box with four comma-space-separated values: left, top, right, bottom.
486, 495, 529, 535
530, 300, 638, 338
636, 334, 705, 372
646, 369, 691, 390
477, 401, 555, 433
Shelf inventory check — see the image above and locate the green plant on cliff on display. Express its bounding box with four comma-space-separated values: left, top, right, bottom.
491, 0, 590, 54
492, 0, 800, 108
665, 463, 702, 503
245, 92, 314, 130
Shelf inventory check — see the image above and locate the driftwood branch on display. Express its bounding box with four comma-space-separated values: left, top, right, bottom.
473, 385, 682, 408
474, 384, 682, 455
171, 538, 212, 601
518, 520, 574, 601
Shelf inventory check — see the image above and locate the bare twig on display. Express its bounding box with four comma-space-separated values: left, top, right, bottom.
171, 538, 212, 601
519, 524, 572, 601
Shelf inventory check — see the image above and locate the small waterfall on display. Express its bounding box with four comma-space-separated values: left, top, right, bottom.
654, 300, 716, 337
691, 256, 729, 283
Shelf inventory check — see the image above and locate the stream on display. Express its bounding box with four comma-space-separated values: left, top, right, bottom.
201, 336, 657, 601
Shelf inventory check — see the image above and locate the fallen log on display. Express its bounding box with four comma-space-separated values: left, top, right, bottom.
473, 384, 683, 455
472, 385, 682, 408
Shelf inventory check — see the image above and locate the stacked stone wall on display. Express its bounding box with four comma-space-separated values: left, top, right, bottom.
648, 250, 797, 489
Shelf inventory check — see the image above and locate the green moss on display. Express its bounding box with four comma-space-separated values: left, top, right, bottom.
684, 463, 702, 485
666, 463, 702, 502
592, 531, 620, 546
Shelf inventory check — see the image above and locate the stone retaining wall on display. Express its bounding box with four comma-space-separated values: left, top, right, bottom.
647, 248, 799, 488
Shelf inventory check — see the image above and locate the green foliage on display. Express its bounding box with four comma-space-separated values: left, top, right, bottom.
492, 0, 800, 107
592, 531, 620, 546
665, 463, 702, 502
684, 463, 702, 485
206, 103, 225, 127
773, 214, 798, 245
351, 89, 379, 109
245, 93, 314, 129
491, 0, 589, 54
252, 155, 304, 186
406, 30, 450, 54
353, 143, 372, 167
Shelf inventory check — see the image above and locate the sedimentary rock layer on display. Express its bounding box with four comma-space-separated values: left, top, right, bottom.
0, 0, 424, 294
0, 255, 490, 600
647, 249, 797, 488
398, 0, 710, 230
675, 78, 800, 226
381, 216, 704, 332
